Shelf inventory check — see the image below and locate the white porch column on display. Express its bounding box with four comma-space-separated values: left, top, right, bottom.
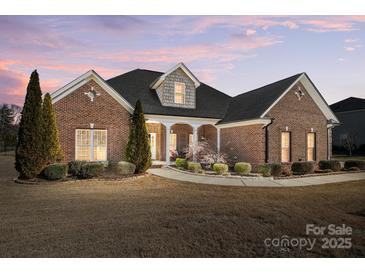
217, 127, 221, 155
192, 125, 199, 162
165, 123, 171, 165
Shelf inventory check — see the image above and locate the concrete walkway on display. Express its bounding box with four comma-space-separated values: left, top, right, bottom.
148, 167, 365, 187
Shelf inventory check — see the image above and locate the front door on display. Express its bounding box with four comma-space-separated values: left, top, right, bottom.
149, 133, 157, 160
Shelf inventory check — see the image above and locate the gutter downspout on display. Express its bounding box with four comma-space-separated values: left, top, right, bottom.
264, 118, 274, 163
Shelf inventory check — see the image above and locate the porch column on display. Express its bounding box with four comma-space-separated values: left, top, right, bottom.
192, 125, 199, 162
217, 127, 221, 155
165, 123, 171, 165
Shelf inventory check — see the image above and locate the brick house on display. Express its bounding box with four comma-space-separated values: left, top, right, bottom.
51, 63, 339, 165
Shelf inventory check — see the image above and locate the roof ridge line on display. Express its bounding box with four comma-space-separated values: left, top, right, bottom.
233, 72, 303, 98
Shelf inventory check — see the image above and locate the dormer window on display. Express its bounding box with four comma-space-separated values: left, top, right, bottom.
174, 82, 185, 104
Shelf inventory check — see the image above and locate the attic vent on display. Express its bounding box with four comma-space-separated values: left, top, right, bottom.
295, 87, 305, 101
84, 86, 100, 102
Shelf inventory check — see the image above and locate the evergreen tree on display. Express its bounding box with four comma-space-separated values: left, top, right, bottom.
15, 70, 45, 179
42, 93, 63, 164
0, 104, 15, 152
126, 100, 151, 173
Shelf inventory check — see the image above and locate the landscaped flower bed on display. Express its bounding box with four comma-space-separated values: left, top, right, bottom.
15, 160, 147, 184
172, 158, 365, 179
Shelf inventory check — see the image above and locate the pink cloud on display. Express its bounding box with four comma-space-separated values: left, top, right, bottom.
245, 29, 256, 36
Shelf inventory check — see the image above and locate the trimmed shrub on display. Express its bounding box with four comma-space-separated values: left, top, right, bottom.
270, 163, 283, 177
43, 163, 68, 180
234, 162, 251, 175
348, 166, 360, 171
68, 160, 87, 176
78, 162, 105, 179
110, 161, 136, 175
175, 158, 188, 169
282, 169, 292, 177
257, 164, 271, 177
187, 162, 202, 173
291, 161, 315, 175
213, 163, 229, 175
318, 160, 341, 172
344, 160, 365, 170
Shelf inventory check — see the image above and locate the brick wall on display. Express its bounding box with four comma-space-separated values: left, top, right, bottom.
266, 82, 328, 163
53, 79, 130, 162
156, 68, 196, 109
220, 125, 265, 164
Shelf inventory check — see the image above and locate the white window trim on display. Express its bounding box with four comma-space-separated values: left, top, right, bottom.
174, 82, 186, 104
170, 133, 177, 152
75, 129, 107, 161
306, 132, 316, 162
281, 131, 291, 163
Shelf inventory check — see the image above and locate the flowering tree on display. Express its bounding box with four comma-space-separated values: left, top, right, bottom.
184, 137, 227, 168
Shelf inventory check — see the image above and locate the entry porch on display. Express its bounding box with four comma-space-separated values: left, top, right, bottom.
145, 115, 221, 165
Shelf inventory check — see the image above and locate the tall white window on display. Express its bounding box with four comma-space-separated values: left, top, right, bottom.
188, 134, 193, 147
307, 132, 316, 161
174, 82, 185, 104
281, 132, 290, 163
75, 129, 107, 161
170, 133, 177, 152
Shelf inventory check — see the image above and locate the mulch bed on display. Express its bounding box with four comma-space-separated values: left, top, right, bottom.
274, 170, 364, 180
14, 173, 150, 185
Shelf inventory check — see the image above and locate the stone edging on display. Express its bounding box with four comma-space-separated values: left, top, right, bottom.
14, 173, 150, 185
166, 166, 269, 179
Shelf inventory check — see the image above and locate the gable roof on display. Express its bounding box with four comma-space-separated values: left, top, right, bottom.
150, 62, 200, 89
330, 97, 365, 113
106, 69, 231, 119
219, 73, 302, 124
219, 72, 339, 124
50, 70, 134, 113
51, 64, 338, 125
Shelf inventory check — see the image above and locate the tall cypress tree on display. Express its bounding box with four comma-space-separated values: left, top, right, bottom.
15, 70, 45, 179
126, 100, 151, 173
42, 93, 63, 164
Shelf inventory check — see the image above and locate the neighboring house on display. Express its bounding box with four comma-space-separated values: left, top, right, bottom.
330, 97, 365, 154
51, 62, 339, 165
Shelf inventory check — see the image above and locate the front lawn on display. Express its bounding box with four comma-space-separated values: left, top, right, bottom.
0, 155, 364, 257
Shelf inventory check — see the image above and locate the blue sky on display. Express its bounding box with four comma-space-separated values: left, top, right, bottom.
0, 15, 364, 105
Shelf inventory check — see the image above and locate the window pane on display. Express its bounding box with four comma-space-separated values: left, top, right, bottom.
75, 129, 107, 161
76, 129, 91, 161
281, 132, 290, 162
188, 134, 193, 147
170, 133, 177, 152
93, 130, 107, 161
174, 82, 185, 104
307, 133, 315, 161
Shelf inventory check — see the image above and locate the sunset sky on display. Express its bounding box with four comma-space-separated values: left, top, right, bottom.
0, 15, 364, 106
